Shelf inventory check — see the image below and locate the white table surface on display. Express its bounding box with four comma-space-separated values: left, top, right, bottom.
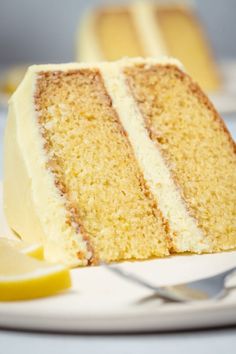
0, 108, 235, 353
0, 327, 236, 354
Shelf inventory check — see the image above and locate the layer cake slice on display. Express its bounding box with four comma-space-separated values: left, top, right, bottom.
4, 58, 236, 266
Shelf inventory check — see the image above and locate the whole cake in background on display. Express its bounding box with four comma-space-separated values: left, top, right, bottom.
77, 0, 220, 92
4, 57, 236, 267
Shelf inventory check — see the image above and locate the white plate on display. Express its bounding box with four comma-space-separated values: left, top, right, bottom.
0, 114, 235, 334
0, 186, 236, 333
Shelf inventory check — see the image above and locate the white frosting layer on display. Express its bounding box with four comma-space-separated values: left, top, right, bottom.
5, 66, 92, 266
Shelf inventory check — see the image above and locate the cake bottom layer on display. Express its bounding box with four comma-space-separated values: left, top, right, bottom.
125, 64, 236, 252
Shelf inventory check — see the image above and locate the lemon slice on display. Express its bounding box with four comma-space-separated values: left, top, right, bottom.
0, 237, 44, 260
0, 240, 71, 301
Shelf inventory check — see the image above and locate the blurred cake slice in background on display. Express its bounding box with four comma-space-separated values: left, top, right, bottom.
0, 65, 27, 107
77, 0, 220, 92
1, 65, 27, 95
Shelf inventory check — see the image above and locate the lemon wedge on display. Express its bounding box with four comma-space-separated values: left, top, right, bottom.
0, 237, 44, 259
0, 239, 71, 301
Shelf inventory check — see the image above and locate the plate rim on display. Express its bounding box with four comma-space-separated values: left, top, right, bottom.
0, 297, 236, 333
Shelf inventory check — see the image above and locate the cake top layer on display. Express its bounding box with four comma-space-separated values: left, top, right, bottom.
11, 57, 184, 98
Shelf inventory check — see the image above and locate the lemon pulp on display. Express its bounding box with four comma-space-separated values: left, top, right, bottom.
0, 239, 71, 301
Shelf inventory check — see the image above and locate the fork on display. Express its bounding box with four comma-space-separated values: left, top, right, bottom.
105, 265, 236, 302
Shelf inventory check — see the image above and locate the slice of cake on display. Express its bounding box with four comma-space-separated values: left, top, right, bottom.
4, 58, 236, 267
77, 1, 220, 91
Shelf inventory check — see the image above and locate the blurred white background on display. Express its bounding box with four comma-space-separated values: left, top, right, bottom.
0, 0, 236, 65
